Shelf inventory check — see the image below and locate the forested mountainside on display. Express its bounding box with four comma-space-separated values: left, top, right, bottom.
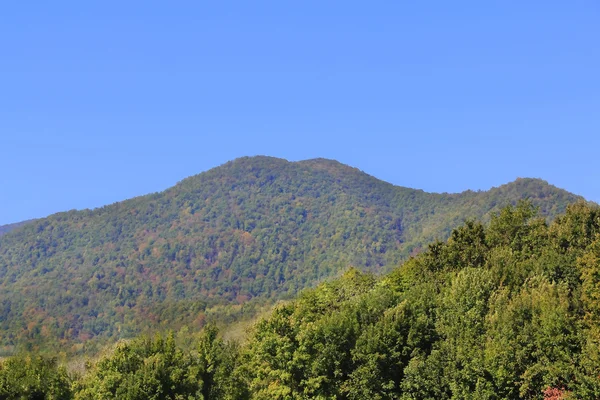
0, 219, 35, 237
2, 201, 600, 399
0, 156, 584, 353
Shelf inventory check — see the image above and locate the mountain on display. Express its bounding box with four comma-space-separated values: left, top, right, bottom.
0, 156, 584, 354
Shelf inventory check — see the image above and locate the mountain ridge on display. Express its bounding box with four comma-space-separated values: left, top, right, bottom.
0, 157, 579, 229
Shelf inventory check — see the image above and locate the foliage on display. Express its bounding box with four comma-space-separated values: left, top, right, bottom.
74, 328, 246, 400
0, 355, 72, 399
239, 201, 600, 399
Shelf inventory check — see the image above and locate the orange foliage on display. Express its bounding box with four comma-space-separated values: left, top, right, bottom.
543, 387, 569, 400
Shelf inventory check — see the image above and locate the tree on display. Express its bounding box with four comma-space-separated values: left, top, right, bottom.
74, 333, 203, 400
0, 355, 72, 400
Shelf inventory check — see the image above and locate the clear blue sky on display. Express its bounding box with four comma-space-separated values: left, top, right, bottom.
1, 1, 598, 224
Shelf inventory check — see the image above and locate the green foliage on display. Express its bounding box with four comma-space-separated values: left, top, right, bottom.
580, 237, 600, 322
486, 278, 578, 399
74, 333, 202, 399
195, 325, 248, 400
0, 355, 72, 400
74, 329, 246, 400
241, 201, 600, 399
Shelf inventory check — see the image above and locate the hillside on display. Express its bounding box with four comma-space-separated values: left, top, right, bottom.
0, 156, 584, 353
3, 201, 600, 399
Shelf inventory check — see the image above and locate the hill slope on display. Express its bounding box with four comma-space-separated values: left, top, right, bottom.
0, 156, 584, 353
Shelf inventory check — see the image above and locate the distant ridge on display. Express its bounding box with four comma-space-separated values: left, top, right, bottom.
0, 156, 585, 352
0, 219, 36, 237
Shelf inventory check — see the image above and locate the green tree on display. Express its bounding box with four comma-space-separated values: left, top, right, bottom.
195, 324, 248, 400
74, 333, 203, 400
0, 355, 72, 400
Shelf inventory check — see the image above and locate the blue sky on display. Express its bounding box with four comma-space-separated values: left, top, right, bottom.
1, 1, 598, 224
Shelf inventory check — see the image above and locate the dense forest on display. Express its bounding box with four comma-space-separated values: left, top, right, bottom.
1, 201, 599, 399
0, 157, 583, 354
